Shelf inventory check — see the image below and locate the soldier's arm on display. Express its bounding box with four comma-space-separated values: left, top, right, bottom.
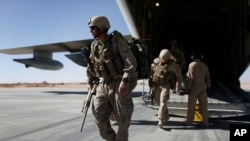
86, 42, 98, 87
186, 63, 194, 90
112, 34, 137, 79
205, 65, 211, 88
174, 63, 183, 92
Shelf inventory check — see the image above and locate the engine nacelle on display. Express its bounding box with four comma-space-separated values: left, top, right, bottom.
13, 58, 63, 70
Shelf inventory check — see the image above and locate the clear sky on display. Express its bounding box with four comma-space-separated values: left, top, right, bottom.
0, 0, 249, 84
0, 0, 130, 83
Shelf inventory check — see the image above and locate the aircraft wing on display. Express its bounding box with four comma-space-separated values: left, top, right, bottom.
0, 39, 93, 54
0, 35, 132, 70
0, 39, 93, 70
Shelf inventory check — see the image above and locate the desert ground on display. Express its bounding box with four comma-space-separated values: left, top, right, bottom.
240, 82, 250, 90
0, 82, 249, 90
0, 82, 88, 88
0, 81, 249, 141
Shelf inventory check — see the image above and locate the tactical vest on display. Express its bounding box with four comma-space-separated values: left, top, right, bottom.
151, 62, 177, 88
90, 34, 124, 81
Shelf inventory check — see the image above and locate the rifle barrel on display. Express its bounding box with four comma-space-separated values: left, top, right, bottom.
80, 84, 97, 132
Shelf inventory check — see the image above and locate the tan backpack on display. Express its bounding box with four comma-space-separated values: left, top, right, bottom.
152, 63, 176, 89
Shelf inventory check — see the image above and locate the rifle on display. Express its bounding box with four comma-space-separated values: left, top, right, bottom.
148, 78, 154, 104
80, 84, 97, 132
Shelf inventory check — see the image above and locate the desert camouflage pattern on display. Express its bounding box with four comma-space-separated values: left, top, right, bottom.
87, 31, 137, 141
150, 58, 182, 123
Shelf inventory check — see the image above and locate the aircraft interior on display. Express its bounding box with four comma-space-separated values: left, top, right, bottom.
124, 0, 250, 88
119, 0, 250, 112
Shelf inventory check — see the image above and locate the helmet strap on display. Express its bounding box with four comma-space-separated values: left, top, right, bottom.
95, 28, 108, 38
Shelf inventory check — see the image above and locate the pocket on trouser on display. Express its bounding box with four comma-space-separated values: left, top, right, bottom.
117, 95, 134, 120
153, 90, 160, 105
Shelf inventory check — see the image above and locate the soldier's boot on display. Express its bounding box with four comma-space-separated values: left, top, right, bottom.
158, 120, 164, 128
158, 119, 167, 128
158, 116, 169, 128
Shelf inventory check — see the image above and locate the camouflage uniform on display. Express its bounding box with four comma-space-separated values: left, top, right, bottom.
169, 40, 186, 73
171, 50, 186, 73
185, 57, 211, 126
150, 54, 182, 128
87, 31, 137, 141
170, 40, 187, 92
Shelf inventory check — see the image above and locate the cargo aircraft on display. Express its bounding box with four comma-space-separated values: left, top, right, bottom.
0, 0, 250, 118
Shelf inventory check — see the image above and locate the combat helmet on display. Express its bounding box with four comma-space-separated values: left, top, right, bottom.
159, 49, 171, 61
88, 15, 110, 31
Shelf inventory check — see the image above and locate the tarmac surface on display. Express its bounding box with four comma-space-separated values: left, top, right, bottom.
0, 86, 250, 141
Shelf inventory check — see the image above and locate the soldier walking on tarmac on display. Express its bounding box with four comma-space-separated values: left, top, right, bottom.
86, 15, 137, 141
185, 51, 211, 126
150, 49, 182, 128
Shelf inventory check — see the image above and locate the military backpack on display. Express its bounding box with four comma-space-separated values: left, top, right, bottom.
151, 63, 176, 89
109, 30, 150, 80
